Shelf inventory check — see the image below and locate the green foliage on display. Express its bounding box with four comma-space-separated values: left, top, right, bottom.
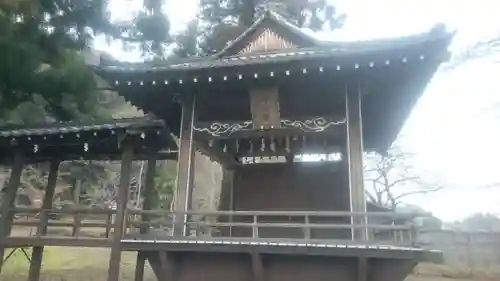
194, 0, 345, 53
173, 20, 201, 58
0, 0, 123, 201
0, 0, 113, 123
152, 161, 176, 209
111, 0, 172, 57
200, 0, 345, 30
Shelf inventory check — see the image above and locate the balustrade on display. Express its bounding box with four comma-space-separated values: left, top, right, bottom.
6, 208, 418, 246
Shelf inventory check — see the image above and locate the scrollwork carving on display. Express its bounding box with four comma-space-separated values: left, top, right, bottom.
281, 117, 346, 132
195, 116, 345, 137
193, 121, 252, 137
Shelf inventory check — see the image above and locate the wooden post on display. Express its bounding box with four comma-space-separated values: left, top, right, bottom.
71, 179, 82, 236
357, 257, 368, 281
250, 252, 265, 281
107, 137, 134, 281
345, 83, 367, 241
173, 94, 196, 237
228, 169, 235, 237
134, 251, 147, 281
28, 160, 59, 281
134, 153, 156, 281
0, 152, 23, 275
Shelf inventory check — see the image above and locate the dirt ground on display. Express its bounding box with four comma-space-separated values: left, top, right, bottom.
2, 247, 498, 281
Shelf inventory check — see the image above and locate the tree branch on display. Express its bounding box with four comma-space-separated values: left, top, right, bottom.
393, 185, 445, 201
386, 176, 421, 188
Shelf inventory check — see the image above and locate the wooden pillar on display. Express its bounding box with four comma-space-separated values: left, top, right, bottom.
0, 152, 23, 275
107, 137, 134, 281
173, 94, 196, 237
217, 168, 235, 237
28, 160, 59, 281
345, 83, 367, 241
134, 153, 156, 281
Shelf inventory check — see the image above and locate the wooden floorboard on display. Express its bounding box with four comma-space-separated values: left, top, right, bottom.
2, 236, 443, 264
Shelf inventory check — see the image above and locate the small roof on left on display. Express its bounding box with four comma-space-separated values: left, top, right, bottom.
0, 117, 177, 164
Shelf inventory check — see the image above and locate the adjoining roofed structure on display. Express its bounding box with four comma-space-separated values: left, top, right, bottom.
0, 117, 177, 164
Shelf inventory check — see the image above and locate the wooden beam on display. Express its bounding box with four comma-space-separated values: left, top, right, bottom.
173, 94, 196, 237
107, 137, 134, 281
345, 83, 367, 241
28, 160, 60, 281
0, 151, 23, 275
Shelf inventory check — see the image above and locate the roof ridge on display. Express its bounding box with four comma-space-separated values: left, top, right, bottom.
214, 8, 321, 58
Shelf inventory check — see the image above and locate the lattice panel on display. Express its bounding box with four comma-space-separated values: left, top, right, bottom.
238, 28, 297, 55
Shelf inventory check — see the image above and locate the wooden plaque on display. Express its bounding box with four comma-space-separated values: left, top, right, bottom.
250, 86, 281, 129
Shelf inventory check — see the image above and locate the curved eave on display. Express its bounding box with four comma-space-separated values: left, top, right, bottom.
363, 30, 454, 152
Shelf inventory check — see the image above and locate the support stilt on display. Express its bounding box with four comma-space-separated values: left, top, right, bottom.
357, 257, 368, 281
251, 252, 265, 281
134, 251, 147, 281
134, 153, 157, 281
28, 160, 60, 281
107, 138, 134, 281
0, 152, 23, 275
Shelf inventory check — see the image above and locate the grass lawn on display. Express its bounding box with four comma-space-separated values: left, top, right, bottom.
2, 246, 156, 281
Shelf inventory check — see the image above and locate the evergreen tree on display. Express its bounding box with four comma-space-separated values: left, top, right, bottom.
0, 1, 170, 204
194, 0, 345, 54
0, 0, 114, 123
114, 0, 171, 58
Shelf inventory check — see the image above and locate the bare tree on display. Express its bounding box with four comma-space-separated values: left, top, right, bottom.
445, 34, 500, 70
364, 146, 444, 210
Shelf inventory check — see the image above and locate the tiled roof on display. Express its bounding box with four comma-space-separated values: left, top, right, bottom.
96, 24, 450, 74
0, 117, 164, 138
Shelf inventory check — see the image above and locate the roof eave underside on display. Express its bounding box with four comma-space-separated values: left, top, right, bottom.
365, 33, 454, 153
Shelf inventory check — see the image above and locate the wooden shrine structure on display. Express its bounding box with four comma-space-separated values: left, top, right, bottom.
0, 10, 453, 281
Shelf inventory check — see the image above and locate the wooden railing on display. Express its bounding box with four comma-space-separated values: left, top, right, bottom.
8, 208, 418, 246
10, 207, 115, 239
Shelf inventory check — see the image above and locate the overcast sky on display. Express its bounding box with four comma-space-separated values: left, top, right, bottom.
96, 0, 500, 221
